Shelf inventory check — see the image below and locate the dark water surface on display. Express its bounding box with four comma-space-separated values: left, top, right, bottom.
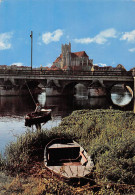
0, 89, 133, 153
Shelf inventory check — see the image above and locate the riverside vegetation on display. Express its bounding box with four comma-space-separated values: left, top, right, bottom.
0, 109, 135, 194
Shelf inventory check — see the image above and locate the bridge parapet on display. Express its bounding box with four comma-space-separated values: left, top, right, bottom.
0, 69, 133, 77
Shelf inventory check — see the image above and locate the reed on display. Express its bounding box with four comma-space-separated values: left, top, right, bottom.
3, 128, 75, 174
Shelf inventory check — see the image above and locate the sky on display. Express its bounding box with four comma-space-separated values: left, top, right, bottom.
0, 0, 135, 70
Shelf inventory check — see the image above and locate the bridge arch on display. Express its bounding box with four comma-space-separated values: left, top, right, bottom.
62, 81, 78, 95
62, 81, 89, 96
3, 80, 13, 90
88, 79, 107, 97
21, 80, 39, 89
20, 80, 47, 95
103, 81, 134, 108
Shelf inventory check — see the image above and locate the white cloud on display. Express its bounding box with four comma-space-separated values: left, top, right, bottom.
120, 30, 135, 43
74, 37, 93, 44
98, 63, 107, 67
74, 28, 117, 44
94, 28, 117, 44
46, 63, 52, 67
129, 48, 135, 52
11, 62, 24, 66
42, 29, 63, 44
0, 32, 13, 50
94, 63, 107, 67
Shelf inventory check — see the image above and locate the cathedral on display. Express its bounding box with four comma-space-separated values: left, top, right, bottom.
52, 43, 93, 71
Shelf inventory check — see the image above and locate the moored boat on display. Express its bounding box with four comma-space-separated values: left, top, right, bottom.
44, 138, 94, 180
25, 109, 51, 127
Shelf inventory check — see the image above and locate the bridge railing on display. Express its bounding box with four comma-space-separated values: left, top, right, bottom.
0, 69, 133, 77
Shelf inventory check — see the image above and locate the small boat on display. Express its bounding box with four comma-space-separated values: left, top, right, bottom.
25, 109, 51, 127
44, 138, 94, 180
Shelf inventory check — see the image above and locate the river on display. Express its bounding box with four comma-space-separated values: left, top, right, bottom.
0, 86, 133, 153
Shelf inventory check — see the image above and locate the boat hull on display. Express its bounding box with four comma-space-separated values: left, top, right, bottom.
44, 138, 94, 180
25, 109, 51, 127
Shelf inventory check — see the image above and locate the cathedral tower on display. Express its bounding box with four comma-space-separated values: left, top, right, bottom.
61, 42, 71, 68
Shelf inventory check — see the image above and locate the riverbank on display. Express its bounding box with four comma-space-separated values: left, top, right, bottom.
0, 109, 135, 194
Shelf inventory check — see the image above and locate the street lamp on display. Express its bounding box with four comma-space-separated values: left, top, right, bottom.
30, 31, 33, 71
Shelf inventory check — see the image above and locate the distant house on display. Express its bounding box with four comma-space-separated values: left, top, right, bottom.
52, 43, 93, 71
0, 65, 8, 69
0, 64, 31, 70
115, 64, 126, 71
93, 65, 114, 71
92, 64, 127, 72
10, 65, 31, 70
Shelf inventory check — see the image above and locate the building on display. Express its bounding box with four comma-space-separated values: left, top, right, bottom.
52, 43, 93, 71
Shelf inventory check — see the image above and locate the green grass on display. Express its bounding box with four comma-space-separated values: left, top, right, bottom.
58, 110, 135, 185
1, 109, 135, 194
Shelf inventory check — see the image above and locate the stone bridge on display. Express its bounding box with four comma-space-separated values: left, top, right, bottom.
0, 69, 135, 111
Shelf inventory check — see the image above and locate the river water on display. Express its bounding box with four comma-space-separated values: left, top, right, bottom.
0, 86, 133, 153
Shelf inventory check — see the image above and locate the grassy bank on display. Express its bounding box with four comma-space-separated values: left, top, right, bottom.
0, 109, 135, 194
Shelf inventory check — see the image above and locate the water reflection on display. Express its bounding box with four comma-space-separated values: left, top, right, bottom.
111, 84, 133, 106
111, 92, 132, 106
38, 92, 46, 107
75, 83, 88, 96
0, 95, 35, 116
0, 115, 61, 154
74, 95, 109, 109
